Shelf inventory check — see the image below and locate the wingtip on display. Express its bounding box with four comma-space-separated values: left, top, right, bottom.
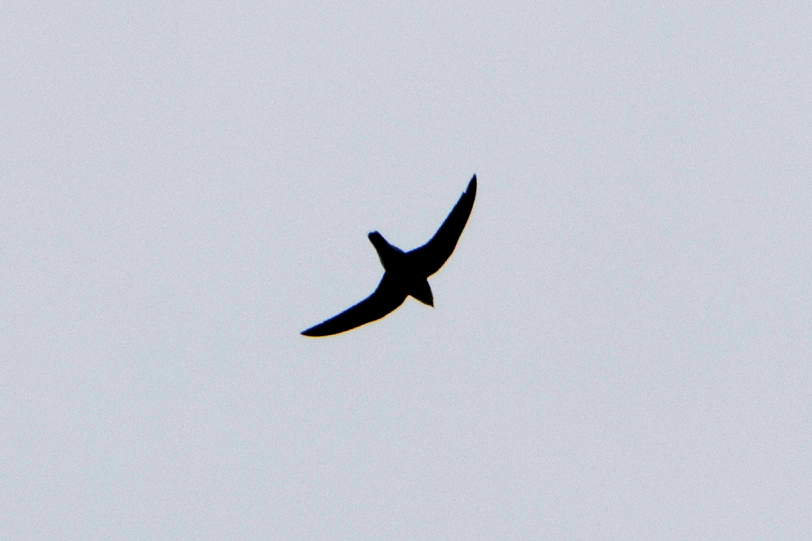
468, 174, 477, 191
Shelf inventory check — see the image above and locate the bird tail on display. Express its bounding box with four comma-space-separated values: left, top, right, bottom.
410, 280, 434, 306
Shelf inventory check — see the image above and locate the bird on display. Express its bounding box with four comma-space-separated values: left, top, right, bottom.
302, 175, 477, 337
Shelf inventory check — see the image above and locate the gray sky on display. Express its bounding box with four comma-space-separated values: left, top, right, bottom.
3, 2, 811, 538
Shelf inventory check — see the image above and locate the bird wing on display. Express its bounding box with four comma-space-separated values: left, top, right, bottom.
301, 273, 407, 337
409, 175, 477, 277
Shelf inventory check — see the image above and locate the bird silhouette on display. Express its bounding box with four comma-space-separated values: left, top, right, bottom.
302, 175, 477, 337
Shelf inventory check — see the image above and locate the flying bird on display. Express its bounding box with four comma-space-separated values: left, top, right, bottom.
302, 175, 477, 337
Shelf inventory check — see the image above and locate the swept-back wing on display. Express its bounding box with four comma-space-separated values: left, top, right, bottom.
301, 274, 407, 337
409, 175, 476, 277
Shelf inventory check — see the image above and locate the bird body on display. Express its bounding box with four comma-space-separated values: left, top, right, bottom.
302, 175, 476, 337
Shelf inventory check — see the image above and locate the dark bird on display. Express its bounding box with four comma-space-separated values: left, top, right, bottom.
302, 175, 477, 337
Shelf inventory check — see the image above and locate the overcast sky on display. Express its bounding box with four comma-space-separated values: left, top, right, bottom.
3, 2, 811, 538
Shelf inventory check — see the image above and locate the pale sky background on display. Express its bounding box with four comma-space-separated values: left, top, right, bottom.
3, 2, 811, 539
